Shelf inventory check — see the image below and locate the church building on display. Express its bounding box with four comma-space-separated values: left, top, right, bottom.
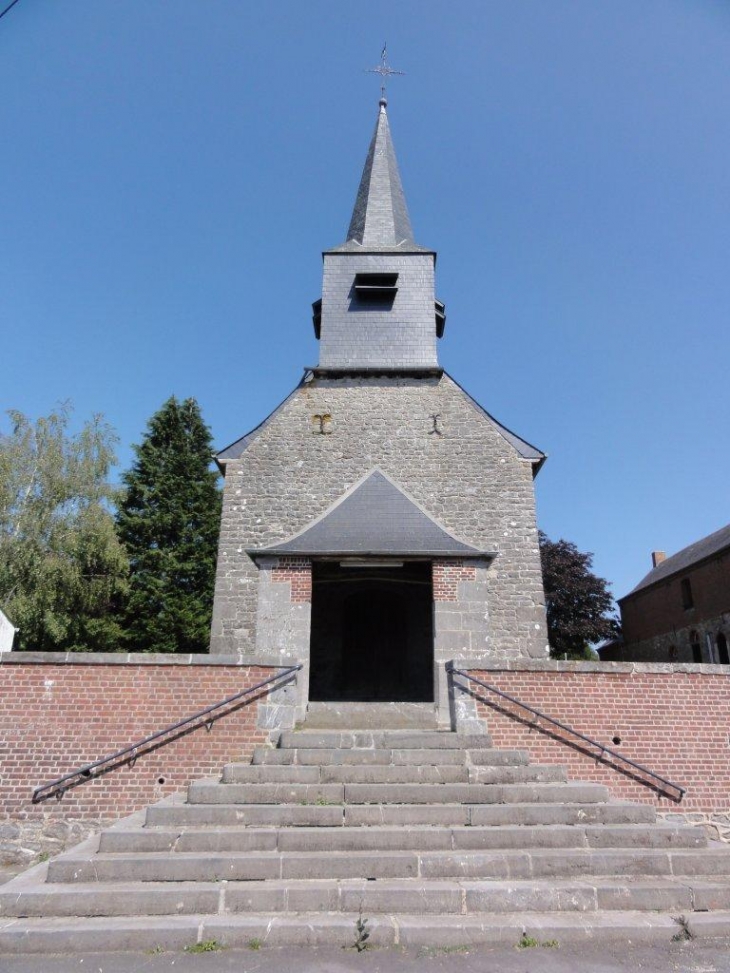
210, 96, 549, 728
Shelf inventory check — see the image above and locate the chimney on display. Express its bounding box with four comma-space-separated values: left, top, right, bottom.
651, 551, 666, 568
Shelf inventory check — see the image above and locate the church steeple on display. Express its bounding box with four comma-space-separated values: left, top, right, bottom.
314, 101, 444, 372
344, 100, 417, 250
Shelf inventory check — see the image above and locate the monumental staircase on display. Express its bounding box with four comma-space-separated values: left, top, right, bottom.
2, 709, 730, 953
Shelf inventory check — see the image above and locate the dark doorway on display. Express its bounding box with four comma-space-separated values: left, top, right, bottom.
309, 561, 433, 702
717, 633, 729, 665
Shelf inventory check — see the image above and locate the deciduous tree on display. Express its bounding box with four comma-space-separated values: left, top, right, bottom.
539, 530, 620, 659
116, 396, 221, 653
0, 405, 128, 651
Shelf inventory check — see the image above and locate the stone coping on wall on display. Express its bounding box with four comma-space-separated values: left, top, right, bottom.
450, 657, 730, 675
0, 652, 291, 667
3, 652, 729, 677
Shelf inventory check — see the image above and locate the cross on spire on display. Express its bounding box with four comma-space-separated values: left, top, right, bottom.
366, 43, 404, 104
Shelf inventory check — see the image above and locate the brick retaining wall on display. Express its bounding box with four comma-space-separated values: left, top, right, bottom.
462, 662, 730, 839
0, 654, 271, 868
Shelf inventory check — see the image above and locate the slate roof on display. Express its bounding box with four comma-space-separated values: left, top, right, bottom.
624, 522, 730, 597
448, 373, 546, 469
249, 469, 494, 559
215, 380, 304, 464
327, 102, 431, 254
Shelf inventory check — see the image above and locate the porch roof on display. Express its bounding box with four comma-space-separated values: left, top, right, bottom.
248, 470, 496, 560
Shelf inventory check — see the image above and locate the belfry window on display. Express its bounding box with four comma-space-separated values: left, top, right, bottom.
435, 299, 446, 337
312, 299, 322, 338
354, 272, 398, 302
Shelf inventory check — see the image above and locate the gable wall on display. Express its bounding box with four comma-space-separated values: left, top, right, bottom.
211, 374, 547, 663
621, 551, 730, 644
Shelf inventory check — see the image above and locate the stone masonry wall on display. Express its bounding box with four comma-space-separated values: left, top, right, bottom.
0, 655, 273, 869
461, 661, 730, 839
605, 612, 730, 664
211, 374, 548, 663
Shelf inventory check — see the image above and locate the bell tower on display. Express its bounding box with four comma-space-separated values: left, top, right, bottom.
314, 99, 445, 373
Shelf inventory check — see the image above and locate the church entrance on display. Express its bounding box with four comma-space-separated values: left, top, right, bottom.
308, 560, 434, 702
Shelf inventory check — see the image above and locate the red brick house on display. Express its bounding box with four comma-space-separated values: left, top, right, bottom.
602, 523, 730, 663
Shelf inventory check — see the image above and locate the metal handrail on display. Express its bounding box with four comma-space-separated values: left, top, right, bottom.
32, 663, 302, 804
447, 664, 685, 801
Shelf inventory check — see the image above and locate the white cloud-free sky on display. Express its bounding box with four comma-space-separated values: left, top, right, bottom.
1, 0, 728, 601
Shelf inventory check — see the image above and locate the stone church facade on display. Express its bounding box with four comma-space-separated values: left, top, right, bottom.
210, 98, 549, 726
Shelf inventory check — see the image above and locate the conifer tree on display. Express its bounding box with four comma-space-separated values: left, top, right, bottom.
116, 397, 221, 653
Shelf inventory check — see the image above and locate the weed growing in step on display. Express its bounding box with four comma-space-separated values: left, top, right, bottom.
516, 933, 559, 949
351, 910, 371, 952
35, 852, 49, 863
185, 939, 223, 953
146, 945, 164, 955
248, 938, 263, 950
672, 915, 693, 941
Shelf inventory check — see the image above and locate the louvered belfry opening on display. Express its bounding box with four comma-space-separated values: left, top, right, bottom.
308, 560, 434, 702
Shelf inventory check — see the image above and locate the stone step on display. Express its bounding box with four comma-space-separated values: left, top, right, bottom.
2, 910, 729, 952
186, 780, 611, 805
98, 822, 706, 855
252, 746, 530, 766
0, 882, 220, 918
45, 847, 730, 884
277, 730, 493, 750
304, 701, 439, 730
219, 762, 566, 785
220, 764, 468, 784
4, 876, 730, 919
145, 800, 657, 829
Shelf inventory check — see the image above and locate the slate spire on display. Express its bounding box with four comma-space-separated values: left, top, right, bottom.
316, 98, 440, 370
345, 100, 417, 249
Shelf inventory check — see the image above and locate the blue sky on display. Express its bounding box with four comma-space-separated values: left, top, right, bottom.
1, 1, 728, 602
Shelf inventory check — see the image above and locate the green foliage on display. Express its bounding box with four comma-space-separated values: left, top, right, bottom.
352, 910, 371, 951
0, 405, 128, 651
539, 531, 620, 660
184, 939, 222, 953
116, 396, 221, 653
516, 933, 560, 949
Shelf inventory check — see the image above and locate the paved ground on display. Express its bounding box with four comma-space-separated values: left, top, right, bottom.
1, 941, 730, 973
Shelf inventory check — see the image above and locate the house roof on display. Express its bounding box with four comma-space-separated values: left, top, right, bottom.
249, 469, 494, 559
624, 522, 730, 597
